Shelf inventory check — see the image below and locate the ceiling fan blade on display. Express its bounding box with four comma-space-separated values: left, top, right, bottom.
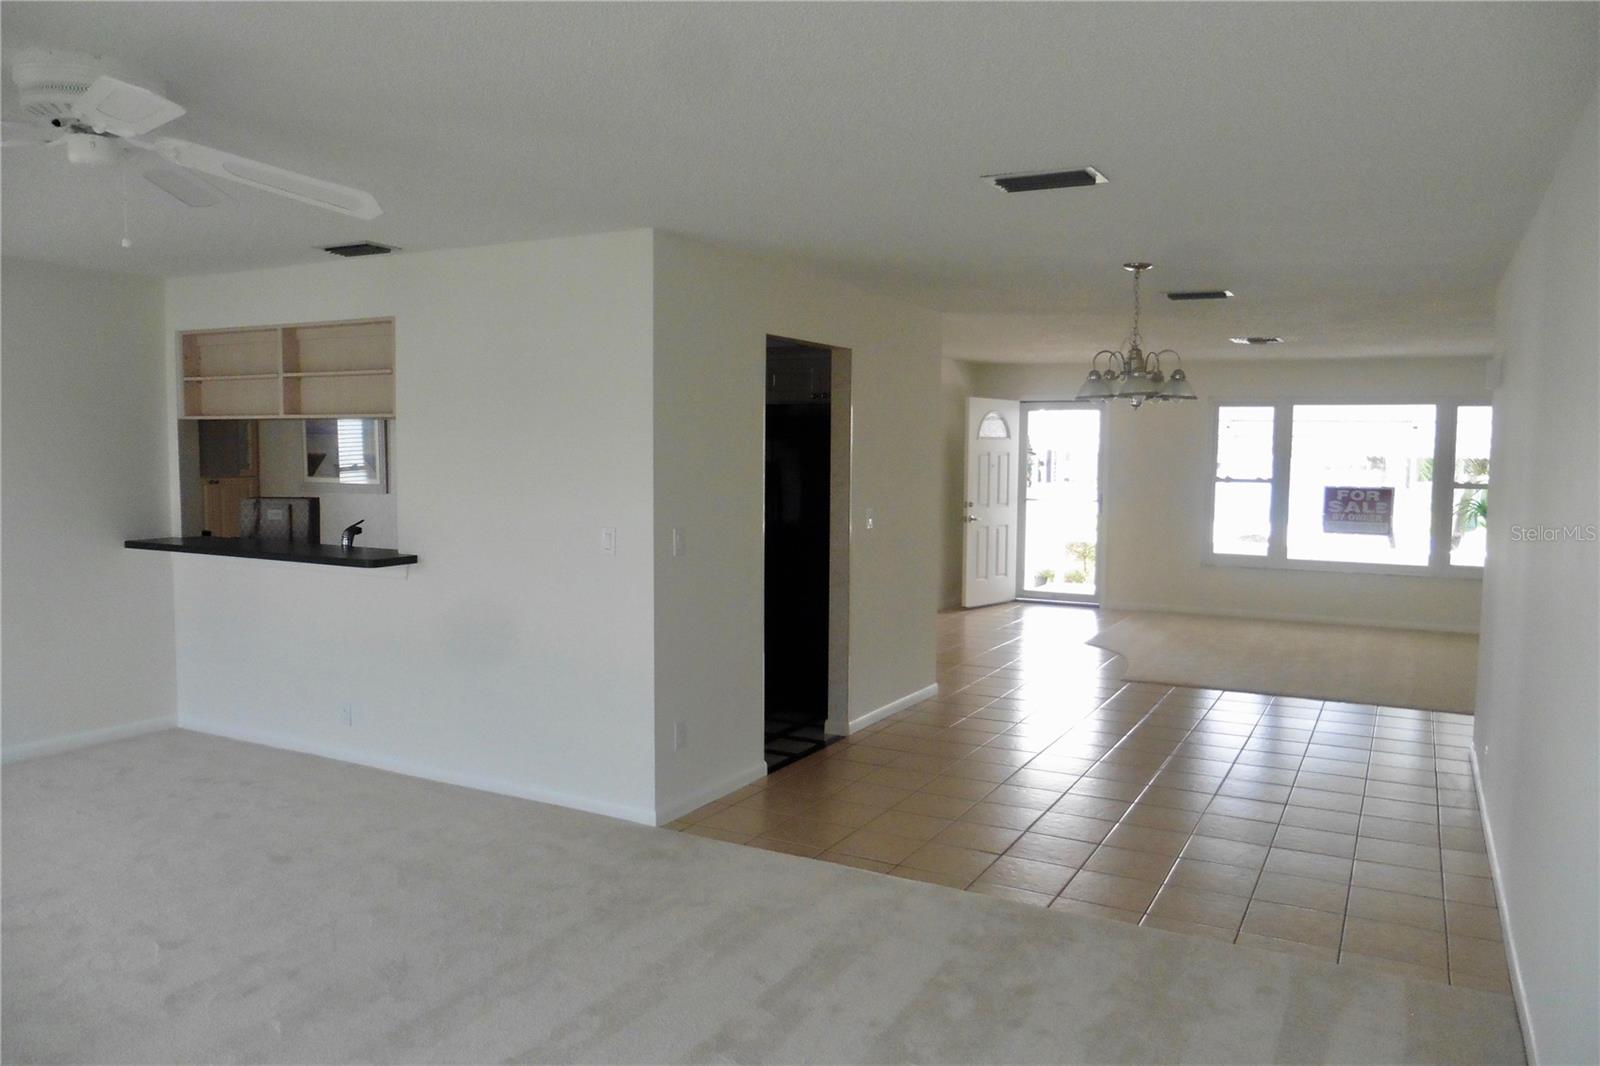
144, 165, 223, 208
71, 76, 186, 137
138, 136, 381, 220
1, 120, 60, 147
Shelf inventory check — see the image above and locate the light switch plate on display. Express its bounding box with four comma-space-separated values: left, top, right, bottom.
601, 527, 616, 555
864, 507, 876, 531
671, 528, 685, 557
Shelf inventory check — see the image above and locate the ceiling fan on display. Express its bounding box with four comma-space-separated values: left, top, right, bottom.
1, 47, 381, 224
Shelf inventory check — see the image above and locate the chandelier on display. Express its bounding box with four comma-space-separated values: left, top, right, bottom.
1076, 262, 1197, 408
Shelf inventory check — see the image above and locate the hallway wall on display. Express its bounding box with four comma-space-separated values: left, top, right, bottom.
1475, 90, 1599, 1066
652, 233, 942, 820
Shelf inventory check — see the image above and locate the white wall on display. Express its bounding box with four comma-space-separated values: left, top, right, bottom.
1475, 92, 1598, 1066
652, 233, 942, 819
257, 418, 399, 549
163, 232, 661, 822
939, 358, 977, 609
965, 356, 1490, 632
1, 259, 177, 759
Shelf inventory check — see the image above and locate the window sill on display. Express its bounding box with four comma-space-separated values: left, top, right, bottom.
1203, 553, 1484, 580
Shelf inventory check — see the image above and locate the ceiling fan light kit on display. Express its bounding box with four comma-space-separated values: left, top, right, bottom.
2, 46, 383, 240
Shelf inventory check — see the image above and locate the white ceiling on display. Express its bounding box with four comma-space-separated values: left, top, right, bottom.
2, 2, 1595, 362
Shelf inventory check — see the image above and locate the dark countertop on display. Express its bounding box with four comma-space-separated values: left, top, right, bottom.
125, 537, 418, 569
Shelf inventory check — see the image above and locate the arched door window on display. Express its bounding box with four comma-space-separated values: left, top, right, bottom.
977, 411, 1011, 439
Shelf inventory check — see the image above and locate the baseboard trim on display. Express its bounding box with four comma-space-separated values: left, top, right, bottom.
1101, 600, 1480, 636
1470, 746, 1538, 1065
1, 715, 177, 765
849, 682, 938, 733
177, 717, 659, 826
655, 761, 768, 826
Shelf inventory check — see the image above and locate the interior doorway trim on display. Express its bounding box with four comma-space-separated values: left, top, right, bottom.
1016, 400, 1108, 605
825, 346, 852, 737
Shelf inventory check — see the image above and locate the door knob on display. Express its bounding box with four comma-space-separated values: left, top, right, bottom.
964, 514, 979, 523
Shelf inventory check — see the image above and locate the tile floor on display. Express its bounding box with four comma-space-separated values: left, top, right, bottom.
673, 602, 1511, 994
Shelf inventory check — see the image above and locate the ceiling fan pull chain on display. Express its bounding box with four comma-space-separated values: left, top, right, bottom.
120, 161, 132, 249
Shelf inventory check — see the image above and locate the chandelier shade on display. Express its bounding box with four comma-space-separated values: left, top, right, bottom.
1076, 263, 1197, 409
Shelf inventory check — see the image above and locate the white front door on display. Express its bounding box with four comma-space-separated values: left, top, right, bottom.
963, 398, 1021, 608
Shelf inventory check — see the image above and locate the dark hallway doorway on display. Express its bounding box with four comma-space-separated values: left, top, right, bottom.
764, 339, 839, 771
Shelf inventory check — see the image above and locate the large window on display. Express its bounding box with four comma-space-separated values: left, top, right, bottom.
1212, 407, 1274, 557
1208, 400, 1491, 574
1287, 405, 1436, 566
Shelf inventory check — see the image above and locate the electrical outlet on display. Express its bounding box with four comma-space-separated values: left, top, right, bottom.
600, 527, 616, 555
339, 703, 353, 727
671, 528, 685, 557
673, 721, 687, 751
864, 507, 877, 530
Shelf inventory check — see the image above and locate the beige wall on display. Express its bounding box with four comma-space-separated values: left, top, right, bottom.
652, 233, 943, 819
962, 356, 1490, 632
939, 358, 977, 609
163, 232, 662, 822
1, 259, 177, 759
1476, 92, 1598, 1066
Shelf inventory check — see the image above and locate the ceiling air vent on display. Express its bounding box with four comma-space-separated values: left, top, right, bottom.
1230, 336, 1284, 345
1167, 289, 1234, 301
985, 166, 1107, 192
322, 242, 396, 258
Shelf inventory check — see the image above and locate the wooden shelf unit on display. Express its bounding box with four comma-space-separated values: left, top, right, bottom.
179, 318, 395, 419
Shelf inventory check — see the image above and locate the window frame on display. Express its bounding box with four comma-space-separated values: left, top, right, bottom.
1202, 395, 1490, 579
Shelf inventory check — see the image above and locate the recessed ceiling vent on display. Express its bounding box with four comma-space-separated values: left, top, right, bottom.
1230, 336, 1284, 345
1167, 289, 1234, 301
322, 241, 395, 258
985, 166, 1107, 192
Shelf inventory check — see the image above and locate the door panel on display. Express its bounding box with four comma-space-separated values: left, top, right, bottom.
963, 398, 1021, 608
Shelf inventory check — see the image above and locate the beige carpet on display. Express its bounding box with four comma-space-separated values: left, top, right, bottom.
1, 731, 1523, 1064
1087, 612, 1479, 713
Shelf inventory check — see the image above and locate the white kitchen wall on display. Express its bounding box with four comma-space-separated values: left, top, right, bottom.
257, 418, 399, 549
163, 232, 661, 821
964, 356, 1491, 632
1, 259, 177, 760
1475, 91, 1598, 1066
651, 233, 943, 820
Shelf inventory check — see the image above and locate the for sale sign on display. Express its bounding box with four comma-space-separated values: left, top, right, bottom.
1323, 486, 1394, 535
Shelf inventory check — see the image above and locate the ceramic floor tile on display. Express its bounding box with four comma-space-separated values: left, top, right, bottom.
1352, 859, 1443, 899
973, 855, 1077, 896
1147, 884, 1250, 931
1083, 845, 1178, 884
1059, 869, 1161, 913
1264, 847, 1353, 885
1004, 832, 1097, 868
1342, 915, 1448, 969
1444, 899, 1502, 941
1346, 885, 1446, 932
1164, 856, 1260, 898
722, 608, 1496, 993
932, 821, 1023, 854
1241, 899, 1345, 950
1251, 871, 1349, 915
